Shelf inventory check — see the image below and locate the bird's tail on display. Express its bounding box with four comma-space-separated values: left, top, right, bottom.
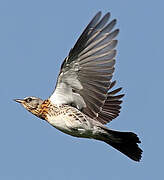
99, 128, 142, 161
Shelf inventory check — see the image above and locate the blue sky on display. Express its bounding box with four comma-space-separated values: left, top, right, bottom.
0, 0, 163, 179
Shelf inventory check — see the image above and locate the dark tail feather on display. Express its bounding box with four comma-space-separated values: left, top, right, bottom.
102, 129, 143, 161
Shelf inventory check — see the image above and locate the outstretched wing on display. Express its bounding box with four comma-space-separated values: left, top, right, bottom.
95, 81, 124, 124
50, 11, 120, 123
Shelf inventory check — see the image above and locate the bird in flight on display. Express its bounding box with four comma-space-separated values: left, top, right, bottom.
15, 11, 142, 161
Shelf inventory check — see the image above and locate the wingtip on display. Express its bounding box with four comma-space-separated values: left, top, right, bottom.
104, 12, 111, 20
95, 11, 102, 18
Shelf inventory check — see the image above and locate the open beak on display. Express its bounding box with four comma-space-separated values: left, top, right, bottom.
14, 99, 24, 103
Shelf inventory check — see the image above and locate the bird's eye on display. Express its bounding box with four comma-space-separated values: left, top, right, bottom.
25, 97, 32, 103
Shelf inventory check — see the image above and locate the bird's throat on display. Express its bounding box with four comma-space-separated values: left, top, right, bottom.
37, 99, 51, 120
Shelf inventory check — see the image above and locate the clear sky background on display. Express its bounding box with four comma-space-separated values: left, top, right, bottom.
0, 0, 163, 179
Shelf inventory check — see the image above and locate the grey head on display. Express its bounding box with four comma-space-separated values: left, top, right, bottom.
14, 96, 43, 117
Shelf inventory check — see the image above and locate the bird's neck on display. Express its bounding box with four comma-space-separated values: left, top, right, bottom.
35, 99, 51, 120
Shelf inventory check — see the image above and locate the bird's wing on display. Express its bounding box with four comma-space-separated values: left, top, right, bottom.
50, 11, 120, 122
94, 81, 124, 124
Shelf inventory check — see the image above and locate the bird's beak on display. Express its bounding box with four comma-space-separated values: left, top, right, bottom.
14, 99, 24, 103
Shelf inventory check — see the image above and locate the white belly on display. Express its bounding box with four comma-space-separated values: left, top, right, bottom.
46, 113, 93, 138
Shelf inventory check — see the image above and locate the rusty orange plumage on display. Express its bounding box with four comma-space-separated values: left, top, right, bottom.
38, 99, 51, 119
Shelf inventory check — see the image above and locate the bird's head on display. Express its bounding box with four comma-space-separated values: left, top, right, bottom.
14, 96, 43, 117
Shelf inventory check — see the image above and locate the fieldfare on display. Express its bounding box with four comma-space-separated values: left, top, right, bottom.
15, 11, 142, 161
